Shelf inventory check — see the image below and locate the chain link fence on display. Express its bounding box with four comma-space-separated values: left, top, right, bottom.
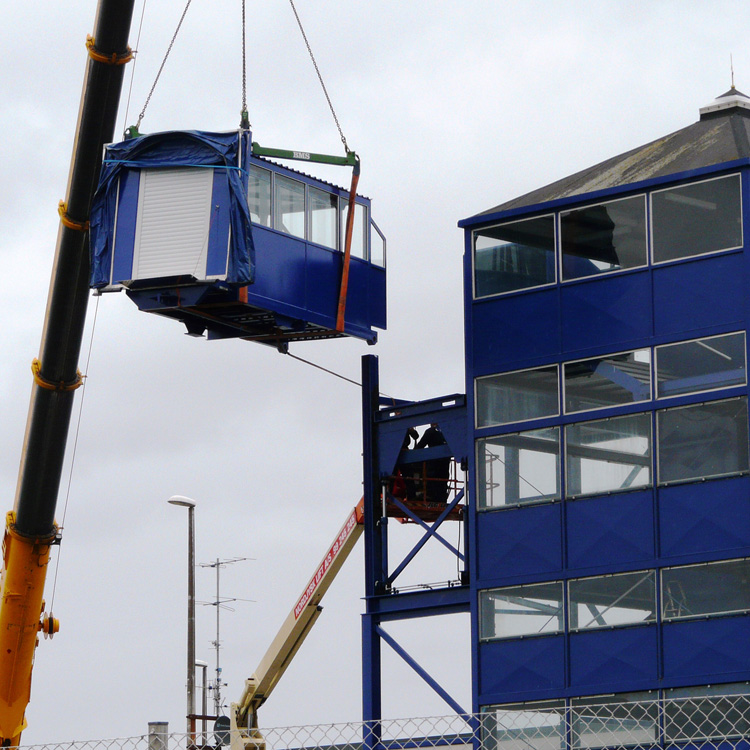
17, 694, 750, 750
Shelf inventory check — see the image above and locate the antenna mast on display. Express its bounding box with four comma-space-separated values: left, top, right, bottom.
200, 557, 251, 716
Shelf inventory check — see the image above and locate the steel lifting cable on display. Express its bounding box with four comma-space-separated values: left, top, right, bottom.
122, 0, 148, 136
135, 0, 193, 132
287, 0, 350, 154
240, 0, 250, 127
49, 296, 102, 612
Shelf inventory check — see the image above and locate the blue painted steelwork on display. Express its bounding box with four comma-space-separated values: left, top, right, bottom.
361, 355, 470, 726
91, 129, 386, 348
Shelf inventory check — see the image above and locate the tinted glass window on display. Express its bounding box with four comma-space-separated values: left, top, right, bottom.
476, 366, 558, 428
474, 215, 555, 297
342, 201, 366, 259
656, 332, 746, 398
477, 428, 560, 509
274, 175, 305, 238
566, 413, 651, 497
248, 166, 271, 227
564, 349, 651, 413
569, 571, 656, 630
481, 701, 565, 750
662, 558, 750, 621
652, 174, 742, 262
308, 187, 338, 249
571, 693, 658, 749
657, 397, 749, 484
480, 582, 564, 640
561, 195, 647, 280
664, 684, 750, 742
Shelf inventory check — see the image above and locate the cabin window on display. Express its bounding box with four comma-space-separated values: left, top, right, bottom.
561, 194, 647, 280
480, 581, 564, 640
248, 165, 271, 227
476, 365, 559, 428
655, 331, 746, 399
342, 201, 367, 259
651, 173, 742, 263
565, 412, 651, 497
371, 219, 386, 267
662, 558, 750, 621
571, 692, 659, 749
568, 570, 656, 631
274, 174, 305, 239
308, 187, 338, 249
474, 214, 556, 298
477, 427, 560, 509
657, 396, 749, 485
564, 349, 651, 414
664, 683, 750, 742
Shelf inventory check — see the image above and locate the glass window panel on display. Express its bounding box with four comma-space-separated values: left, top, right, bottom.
474, 215, 556, 298
665, 683, 750, 742
371, 220, 386, 267
652, 174, 742, 263
564, 349, 651, 414
476, 366, 559, 428
342, 201, 366, 259
657, 397, 749, 484
656, 332, 747, 398
248, 166, 271, 227
477, 428, 560, 509
273, 174, 305, 239
569, 571, 656, 631
566, 413, 651, 497
308, 187, 338, 249
561, 195, 647, 280
662, 558, 750, 621
571, 692, 658, 749
480, 582, 564, 640
481, 701, 565, 750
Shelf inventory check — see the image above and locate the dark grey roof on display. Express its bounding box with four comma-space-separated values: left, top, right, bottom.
475, 90, 750, 218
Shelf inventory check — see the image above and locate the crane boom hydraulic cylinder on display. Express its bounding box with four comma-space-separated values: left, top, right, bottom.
0, 2, 135, 743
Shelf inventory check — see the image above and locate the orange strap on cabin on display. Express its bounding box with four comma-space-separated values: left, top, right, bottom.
336, 158, 361, 332
31, 359, 84, 393
85, 35, 134, 66
57, 201, 89, 232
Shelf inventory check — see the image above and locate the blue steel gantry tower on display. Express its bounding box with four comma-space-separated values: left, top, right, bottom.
362, 88, 750, 745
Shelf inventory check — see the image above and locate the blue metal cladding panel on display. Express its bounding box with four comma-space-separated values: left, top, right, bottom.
369, 266, 387, 330
566, 490, 655, 571
246, 227, 307, 308
663, 615, 750, 683
560, 271, 652, 354
305, 242, 341, 319
653, 252, 745, 337
343, 258, 374, 332
112, 170, 139, 283
479, 636, 565, 700
659, 477, 750, 559
206, 170, 232, 277
569, 626, 658, 691
476, 504, 562, 582
472, 288, 560, 375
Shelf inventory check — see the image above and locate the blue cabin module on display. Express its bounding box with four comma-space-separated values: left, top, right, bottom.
457, 88, 750, 745
89, 129, 386, 348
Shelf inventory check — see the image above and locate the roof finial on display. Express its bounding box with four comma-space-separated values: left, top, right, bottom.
731, 53, 735, 89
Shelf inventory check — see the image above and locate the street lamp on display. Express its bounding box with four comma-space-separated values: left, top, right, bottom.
168, 495, 196, 742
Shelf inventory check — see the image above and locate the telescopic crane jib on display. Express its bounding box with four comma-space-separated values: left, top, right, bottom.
0, 2, 136, 744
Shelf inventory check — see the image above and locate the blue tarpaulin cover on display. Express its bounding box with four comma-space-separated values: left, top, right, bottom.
90, 130, 254, 288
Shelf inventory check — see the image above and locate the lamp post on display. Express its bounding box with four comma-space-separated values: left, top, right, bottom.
168, 496, 196, 742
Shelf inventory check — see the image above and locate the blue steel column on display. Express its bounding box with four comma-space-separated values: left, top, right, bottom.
361, 355, 382, 736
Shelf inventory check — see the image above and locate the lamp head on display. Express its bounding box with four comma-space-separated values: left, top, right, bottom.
168, 495, 196, 508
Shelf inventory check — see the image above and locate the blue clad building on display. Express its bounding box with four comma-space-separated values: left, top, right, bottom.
362, 89, 750, 745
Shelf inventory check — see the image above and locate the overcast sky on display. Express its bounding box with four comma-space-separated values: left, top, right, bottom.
2, 0, 750, 744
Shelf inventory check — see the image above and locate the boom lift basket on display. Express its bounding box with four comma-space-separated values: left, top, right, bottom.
90, 129, 386, 346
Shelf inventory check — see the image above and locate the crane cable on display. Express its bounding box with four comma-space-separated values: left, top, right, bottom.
134, 0, 194, 133
287, 0, 350, 154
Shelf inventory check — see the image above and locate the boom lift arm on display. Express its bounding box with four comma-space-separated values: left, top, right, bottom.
230, 499, 365, 749
0, 2, 135, 744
